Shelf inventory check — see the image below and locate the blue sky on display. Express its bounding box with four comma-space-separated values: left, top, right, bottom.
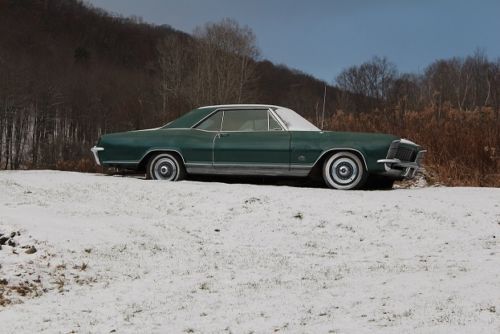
86, 0, 500, 82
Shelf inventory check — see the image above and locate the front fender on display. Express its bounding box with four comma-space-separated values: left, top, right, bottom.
289, 131, 398, 173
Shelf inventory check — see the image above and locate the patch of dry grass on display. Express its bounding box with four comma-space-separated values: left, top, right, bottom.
328, 107, 500, 187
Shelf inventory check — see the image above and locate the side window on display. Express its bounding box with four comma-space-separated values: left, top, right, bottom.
269, 113, 283, 131
222, 109, 268, 131
195, 111, 222, 131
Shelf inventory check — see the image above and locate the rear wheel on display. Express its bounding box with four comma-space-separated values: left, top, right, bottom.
322, 152, 367, 190
146, 153, 185, 181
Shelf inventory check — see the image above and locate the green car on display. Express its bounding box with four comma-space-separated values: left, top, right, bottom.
91, 104, 425, 190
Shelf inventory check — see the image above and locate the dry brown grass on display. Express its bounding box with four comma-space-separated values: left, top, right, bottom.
55, 158, 104, 173
327, 107, 500, 187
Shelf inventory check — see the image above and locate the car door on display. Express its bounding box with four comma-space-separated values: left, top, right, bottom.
213, 108, 291, 175
181, 110, 222, 172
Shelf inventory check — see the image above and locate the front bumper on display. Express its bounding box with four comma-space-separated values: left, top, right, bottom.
377, 139, 426, 179
378, 150, 426, 179
90, 146, 104, 166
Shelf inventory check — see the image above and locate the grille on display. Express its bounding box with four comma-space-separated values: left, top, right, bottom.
387, 142, 417, 162
395, 147, 416, 161
387, 146, 398, 159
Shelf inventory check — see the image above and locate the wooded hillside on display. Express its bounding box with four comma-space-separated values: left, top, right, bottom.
0, 0, 498, 186
0, 0, 342, 169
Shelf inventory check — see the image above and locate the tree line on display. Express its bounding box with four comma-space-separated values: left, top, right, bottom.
333, 54, 499, 186
336, 53, 500, 119
0, 0, 498, 185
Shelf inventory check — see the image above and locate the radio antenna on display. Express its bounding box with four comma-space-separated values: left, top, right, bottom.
321, 84, 326, 129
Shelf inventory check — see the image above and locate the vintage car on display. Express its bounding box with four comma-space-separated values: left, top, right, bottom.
91, 104, 425, 190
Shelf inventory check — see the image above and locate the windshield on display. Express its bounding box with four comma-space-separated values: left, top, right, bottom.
274, 108, 320, 131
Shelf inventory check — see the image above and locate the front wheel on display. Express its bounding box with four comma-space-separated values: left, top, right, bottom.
146, 153, 185, 181
322, 152, 367, 190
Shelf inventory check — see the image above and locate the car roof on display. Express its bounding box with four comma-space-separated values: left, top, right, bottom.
162, 104, 320, 131
162, 105, 282, 129
198, 104, 282, 109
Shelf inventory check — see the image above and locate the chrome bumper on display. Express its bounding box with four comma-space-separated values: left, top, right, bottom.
377, 150, 426, 179
90, 146, 104, 166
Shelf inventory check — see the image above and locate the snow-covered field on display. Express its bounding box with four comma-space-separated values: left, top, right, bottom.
0, 171, 499, 333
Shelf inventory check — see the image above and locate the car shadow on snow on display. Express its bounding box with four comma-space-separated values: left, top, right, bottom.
105, 171, 400, 190
107, 171, 325, 188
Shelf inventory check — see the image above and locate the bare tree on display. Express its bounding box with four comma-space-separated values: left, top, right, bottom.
156, 34, 192, 117
191, 18, 260, 105
336, 56, 397, 112
490, 59, 500, 123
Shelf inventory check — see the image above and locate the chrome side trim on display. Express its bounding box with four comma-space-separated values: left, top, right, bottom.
185, 163, 310, 177
100, 160, 138, 165
101, 148, 187, 166
311, 148, 368, 170
215, 163, 292, 168
185, 163, 310, 169
137, 148, 187, 165
90, 146, 104, 166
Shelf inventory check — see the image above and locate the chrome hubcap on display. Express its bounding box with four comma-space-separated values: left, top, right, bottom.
339, 166, 349, 176
160, 166, 169, 175
331, 158, 358, 185
153, 157, 177, 181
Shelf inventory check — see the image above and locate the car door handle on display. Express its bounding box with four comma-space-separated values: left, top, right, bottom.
218, 133, 230, 138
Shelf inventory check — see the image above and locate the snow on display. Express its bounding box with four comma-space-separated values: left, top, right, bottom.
0, 170, 499, 333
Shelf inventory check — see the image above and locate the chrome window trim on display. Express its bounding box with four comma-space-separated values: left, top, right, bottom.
213, 130, 285, 133
273, 107, 320, 132
192, 109, 223, 132
182, 105, 318, 132
199, 104, 281, 109
191, 128, 220, 133
268, 108, 288, 131
192, 107, 286, 133
191, 109, 219, 129
220, 108, 269, 132
268, 108, 285, 131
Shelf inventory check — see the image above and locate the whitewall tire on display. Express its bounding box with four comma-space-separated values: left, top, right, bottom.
322, 152, 367, 190
146, 153, 185, 181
